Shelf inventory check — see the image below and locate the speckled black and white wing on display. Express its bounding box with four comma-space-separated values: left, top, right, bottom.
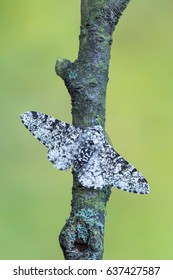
20, 112, 149, 194
20, 111, 82, 170
77, 126, 149, 194
100, 144, 149, 194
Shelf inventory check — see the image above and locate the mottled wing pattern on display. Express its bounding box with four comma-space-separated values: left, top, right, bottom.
77, 133, 149, 194
20, 111, 82, 170
100, 144, 149, 194
20, 112, 149, 194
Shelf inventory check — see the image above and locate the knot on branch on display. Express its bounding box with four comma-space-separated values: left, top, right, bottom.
59, 213, 104, 260
55, 57, 72, 79
55, 58, 81, 96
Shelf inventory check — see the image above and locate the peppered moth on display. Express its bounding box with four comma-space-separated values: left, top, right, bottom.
20, 111, 149, 194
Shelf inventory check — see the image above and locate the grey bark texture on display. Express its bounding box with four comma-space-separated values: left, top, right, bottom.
55, 0, 131, 260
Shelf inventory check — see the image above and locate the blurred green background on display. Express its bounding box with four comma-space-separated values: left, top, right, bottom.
1, 0, 173, 260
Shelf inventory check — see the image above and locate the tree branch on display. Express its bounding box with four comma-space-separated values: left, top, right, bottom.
56, 0, 131, 260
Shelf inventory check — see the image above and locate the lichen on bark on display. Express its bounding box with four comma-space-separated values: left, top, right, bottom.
56, 0, 131, 260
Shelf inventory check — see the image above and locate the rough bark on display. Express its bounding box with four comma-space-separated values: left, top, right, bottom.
55, 0, 131, 260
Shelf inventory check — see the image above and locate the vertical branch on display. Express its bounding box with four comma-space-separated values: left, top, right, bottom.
55, 0, 131, 260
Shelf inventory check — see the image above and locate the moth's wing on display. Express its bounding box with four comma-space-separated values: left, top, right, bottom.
77, 140, 149, 194
20, 111, 82, 170
100, 143, 149, 194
